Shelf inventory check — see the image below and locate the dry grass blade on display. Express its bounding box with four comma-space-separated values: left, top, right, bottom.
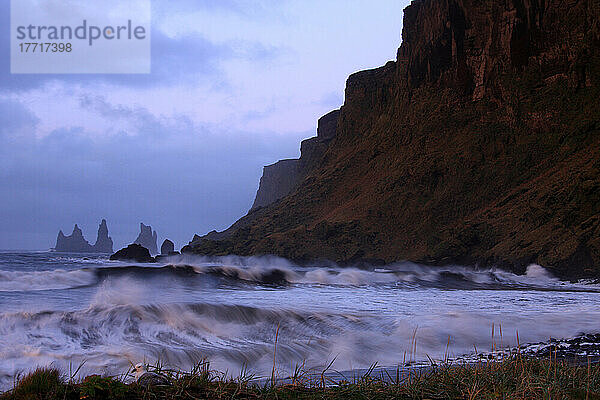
271, 322, 280, 388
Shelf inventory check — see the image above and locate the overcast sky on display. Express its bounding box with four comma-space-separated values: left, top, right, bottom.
0, 0, 409, 251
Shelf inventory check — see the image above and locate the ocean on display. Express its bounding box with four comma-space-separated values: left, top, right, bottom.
1, 251, 599, 389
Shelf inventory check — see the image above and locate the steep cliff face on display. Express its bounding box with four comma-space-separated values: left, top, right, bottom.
251, 159, 301, 211
184, 0, 600, 279
250, 110, 341, 211
398, 0, 597, 98
299, 109, 340, 170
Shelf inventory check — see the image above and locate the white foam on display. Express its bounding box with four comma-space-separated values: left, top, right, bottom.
2, 255, 599, 390
90, 278, 147, 307
173, 256, 597, 291
1, 289, 600, 391
525, 264, 558, 280
0, 269, 95, 292
297, 268, 397, 286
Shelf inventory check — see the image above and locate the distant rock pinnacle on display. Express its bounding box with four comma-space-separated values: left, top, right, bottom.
93, 219, 113, 253
54, 219, 114, 253
134, 223, 158, 255
161, 239, 175, 255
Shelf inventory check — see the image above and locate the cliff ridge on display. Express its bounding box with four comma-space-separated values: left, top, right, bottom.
184, 0, 600, 279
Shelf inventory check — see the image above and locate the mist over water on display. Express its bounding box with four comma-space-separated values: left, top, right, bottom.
1, 251, 599, 389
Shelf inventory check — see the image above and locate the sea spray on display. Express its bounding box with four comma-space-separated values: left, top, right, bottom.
1, 252, 600, 390
0, 269, 95, 292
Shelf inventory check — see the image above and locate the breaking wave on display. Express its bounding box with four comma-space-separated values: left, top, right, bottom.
0, 259, 597, 293
0, 269, 96, 292
2, 253, 600, 389
1, 276, 600, 388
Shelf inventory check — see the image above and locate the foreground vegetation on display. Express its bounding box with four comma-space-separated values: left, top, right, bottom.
2, 356, 600, 400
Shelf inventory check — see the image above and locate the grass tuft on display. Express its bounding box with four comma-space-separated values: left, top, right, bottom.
1, 357, 600, 399
7, 368, 64, 400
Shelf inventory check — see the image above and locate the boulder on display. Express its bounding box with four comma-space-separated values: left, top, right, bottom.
110, 244, 155, 263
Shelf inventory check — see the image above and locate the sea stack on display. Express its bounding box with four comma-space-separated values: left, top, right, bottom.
55, 224, 93, 252
92, 219, 113, 253
54, 219, 114, 253
134, 223, 158, 255
161, 239, 175, 255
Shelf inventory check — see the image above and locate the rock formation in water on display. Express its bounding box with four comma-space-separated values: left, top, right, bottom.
184, 0, 600, 280
54, 219, 113, 253
110, 244, 155, 263
161, 239, 175, 255
55, 224, 93, 253
134, 223, 158, 255
92, 219, 113, 253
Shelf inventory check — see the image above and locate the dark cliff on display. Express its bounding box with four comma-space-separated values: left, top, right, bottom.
250, 110, 341, 211
250, 159, 301, 211
184, 0, 600, 279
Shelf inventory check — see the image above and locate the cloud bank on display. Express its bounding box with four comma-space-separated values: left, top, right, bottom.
0, 0, 408, 250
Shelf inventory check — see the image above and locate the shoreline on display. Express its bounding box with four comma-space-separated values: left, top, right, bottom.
3, 354, 599, 399
3, 333, 600, 397
2, 252, 600, 398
